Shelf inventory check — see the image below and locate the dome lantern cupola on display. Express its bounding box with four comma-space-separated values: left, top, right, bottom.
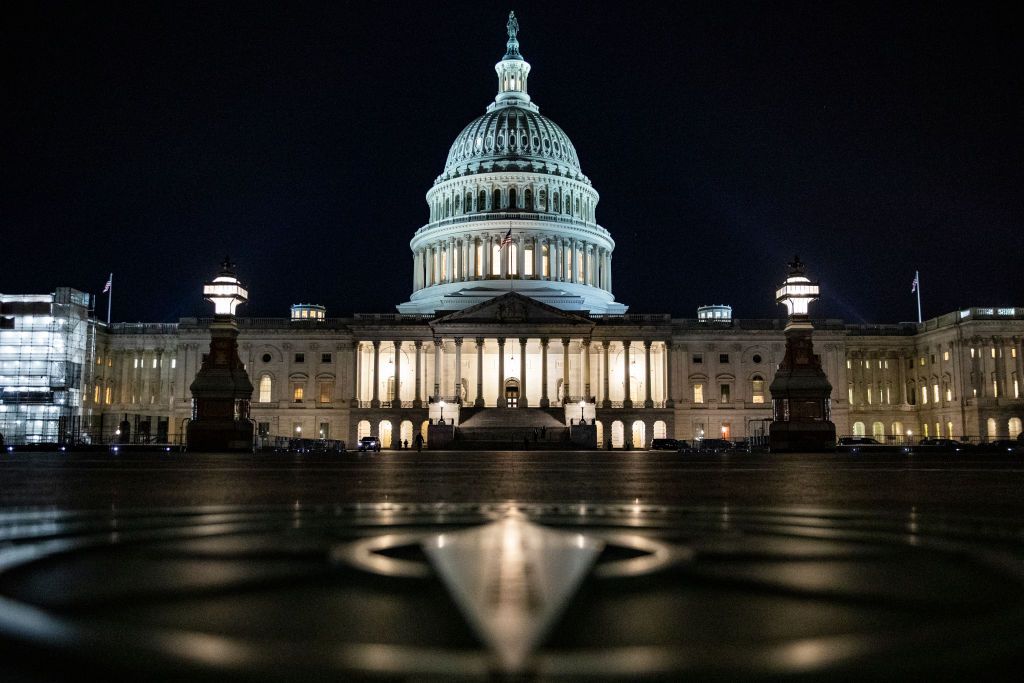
493, 11, 534, 111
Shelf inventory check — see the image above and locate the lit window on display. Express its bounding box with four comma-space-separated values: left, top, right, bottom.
693, 383, 704, 404
945, 386, 952, 402
751, 376, 765, 404
970, 348, 976, 358
720, 384, 730, 402
921, 386, 928, 404
932, 384, 939, 403
259, 375, 272, 403
848, 386, 854, 404
919, 357, 925, 366
104, 387, 112, 404
943, 351, 949, 361
152, 358, 157, 368
293, 385, 304, 402
846, 360, 851, 369
133, 358, 138, 368
107, 357, 113, 367
319, 381, 334, 404
93, 385, 100, 403
993, 379, 999, 398
1015, 377, 1020, 399
1013, 348, 1018, 359
171, 358, 176, 369
991, 348, 997, 358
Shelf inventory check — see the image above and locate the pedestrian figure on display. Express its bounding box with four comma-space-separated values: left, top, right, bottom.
403, 439, 408, 450
414, 432, 423, 453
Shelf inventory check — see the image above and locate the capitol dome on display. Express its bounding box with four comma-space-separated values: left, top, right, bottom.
397, 12, 627, 316
439, 107, 588, 184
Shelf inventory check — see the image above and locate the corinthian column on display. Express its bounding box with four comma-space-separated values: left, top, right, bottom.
454, 338, 463, 402
622, 340, 632, 408
582, 340, 591, 400
475, 338, 485, 407
540, 338, 550, 407
371, 341, 381, 408
497, 338, 506, 407
392, 340, 401, 406
602, 341, 611, 408
519, 338, 528, 407
562, 338, 570, 404
413, 341, 423, 407
433, 338, 442, 399
644, 340, 653, 408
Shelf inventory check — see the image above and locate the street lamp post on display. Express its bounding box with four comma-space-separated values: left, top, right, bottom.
439, 400, 446, 425
578, 400, 585, 424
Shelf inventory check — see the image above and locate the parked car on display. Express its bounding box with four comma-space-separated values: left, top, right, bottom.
837, 437, 882, 446
358, 436, 381, 452
650, 438, 685, 451
975, 439, 1022, 454
917, 438, 968, 451
694, 438, 734, 453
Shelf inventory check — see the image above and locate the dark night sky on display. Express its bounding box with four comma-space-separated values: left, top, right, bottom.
3, 1, 1021, 323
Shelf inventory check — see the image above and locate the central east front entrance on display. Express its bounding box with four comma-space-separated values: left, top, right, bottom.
504, 378, 520, 408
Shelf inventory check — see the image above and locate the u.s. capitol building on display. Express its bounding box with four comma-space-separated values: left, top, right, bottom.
2, 15, 1022, 448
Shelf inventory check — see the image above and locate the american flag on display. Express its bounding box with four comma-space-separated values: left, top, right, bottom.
102, 275, 112, 294
500, 227, 513, 249
911, 271, 919, 293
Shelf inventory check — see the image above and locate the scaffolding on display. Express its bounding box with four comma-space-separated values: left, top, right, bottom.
0, 288, 95, 445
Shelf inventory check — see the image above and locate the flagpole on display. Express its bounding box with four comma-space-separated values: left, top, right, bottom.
107, 272, 113, 326
915, 270, 922, 324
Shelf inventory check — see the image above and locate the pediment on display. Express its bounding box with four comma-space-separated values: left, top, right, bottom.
430, 293, 594, 330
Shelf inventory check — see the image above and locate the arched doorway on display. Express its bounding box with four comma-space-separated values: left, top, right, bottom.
653, 420, 667, 439
504, 378, 520, 408
872, 421, 885, 440
852, 421, 866, 436
379, 420, 393, 448
420, 420, 429, 446
357, 420, 371, 439
611, 421, 624, 449
400, 420, 413, 448
1009, 417, 1022, 438
631, 420, 646, 449
595, 420, 604, 448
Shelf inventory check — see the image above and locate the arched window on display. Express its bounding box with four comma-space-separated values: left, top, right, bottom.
947, 421, 955, 438
892, 421, 904, 439
595, 420, 604, 447
444, 198, 450, 218
357, 420, 371, 439
525, 188, 533, 210
400, 420, 414, 448
509, 187, 518, 209
987, 417, 998, 439
552, 192, 559, 212
872, 421, 885, 439
478, 190, 486, 211
420, 420, 430, 445
565, 196, 571, 213
454, 195, 461, 213
258, 374, 272, 403
653, 420, 667, 439
1009, 418, 1022, 439
493, 188, 501, 210
852, 421, 866, 436
575, 197, 580, 215
464, 192, 472, 213
538, 189, 546, 210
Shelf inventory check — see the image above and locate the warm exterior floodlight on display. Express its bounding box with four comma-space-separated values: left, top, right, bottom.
203, 257, 248, 316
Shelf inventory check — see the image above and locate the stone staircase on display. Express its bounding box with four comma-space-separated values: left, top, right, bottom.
455, 408, 569, 450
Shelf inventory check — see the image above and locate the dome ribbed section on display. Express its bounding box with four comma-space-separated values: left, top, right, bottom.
438, 107, 587, 184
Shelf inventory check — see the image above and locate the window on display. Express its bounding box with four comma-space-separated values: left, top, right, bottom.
943, 350, 950, 361
295, 353, 305, 363
846, 359, 851, 369
171, 358, 176, 369
992, 377, 999, 398
105, 387, 112, 404
524, 246, 534, 275
932, 383, 939, 403
719, 354, 729, 364
319, 422, 330, 439
259, 375, 272, 403
921, 386, 928, 404
720, 384, 730, 402
848, 386, 854, 404
1013, 348, 1018, 359
292, 384, 304, 402
752, 354, 762, 364
692, 354, 703, 364
751, 376, 765, 403
93, 385, 100, 403
970, 348, 976, 358
321, 353, 332, 364
991, 348, 997, 359
319, 381, 334, 404
919, 357, 925, 366
133, 358, 138, 369
262, 353, 272, 363
152, 358, 158, 368
257, 422, 270, 437
930, 354, 935, 364
693, 383, 704, 403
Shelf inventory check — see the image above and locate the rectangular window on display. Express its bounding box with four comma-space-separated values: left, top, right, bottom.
257, 422, 270, 437
919, 357, 925, 366
96, 356, 103, 366
321, 353, 332, 364
152, 358, 158, 368
993, 379, 999, 397
846, 360, 851, 369
1015, 378, 1020, 399
970, 348, 976, 358
295, 353, 305, 363
171, 358, 176, 369
542, 245, 550, 277
930, 354, 935, 364
946, 387, 952, 402
93, 385, 100, 403
1012, 348, 1017, 359
932, 384, 939, 403
991, 348, 997, 358
524, 247, 534, 276
692, 354, 703, 364
720, 384, 730, 402
884, 360, 889, 369
693, 383, 704, 404
719, 354, 729, 364
319, 381, 334, 404
319, 422, 330, 439
943, 350, 950, 361
107, 357, 113, 367
848, 387, 854, 404
133, 358, 138, 368
104, 387, 112, 404
921, 386, 928, 404
475, 243, 483, 276
293, 385, 304, 402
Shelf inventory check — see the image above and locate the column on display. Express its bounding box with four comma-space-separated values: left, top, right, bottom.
371, 341, 381, 408
643, 341, 653, 408
607, 252, 613, 292
516, 236, 525, 278
622, 340, 632, 408
454, 338, 463, 402
500, 238, 508, 278
433, 338, 442, 398
562, 338, 571, 404
468, 238, 476, 280
582, 340, 591, 400
350, 342, 359, 404
897, 352, 907, 404
665, 341, 675, 408
392, 341, 401, 407
475, 338, 485, 407
994, 336, 1007, 398
1015, 336, 1024, 399
568, 239, 577, 283
518, 338, 528, 407
533, 237, 542, 279
448, 237, 456, 282
602, 341, 611, 408
413, 341, 423, 407
540, 338, 550, 407
496, 338, 506, 407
